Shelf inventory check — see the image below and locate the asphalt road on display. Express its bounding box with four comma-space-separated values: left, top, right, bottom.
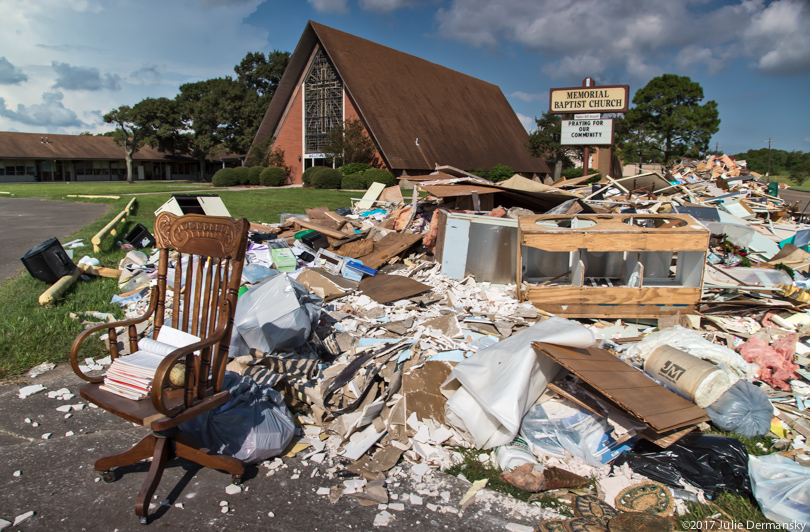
0, 365, 561, 531
0, 197, 108, 282
776, 187, 810, 218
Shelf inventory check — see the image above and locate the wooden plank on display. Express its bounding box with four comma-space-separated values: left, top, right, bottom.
525, 303, 699, 319
524, 286, 701, 305
519, 214, 710, 253
292, 219, 350, 239
434, 209, 449, 265
533, 343, 708, 433
355, 232, 423, 270
522, 232, 707, 252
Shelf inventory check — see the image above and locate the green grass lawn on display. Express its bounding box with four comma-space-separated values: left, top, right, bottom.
766, 174, 810, 191
0, 180, 216, 198
0, 187, 354, 380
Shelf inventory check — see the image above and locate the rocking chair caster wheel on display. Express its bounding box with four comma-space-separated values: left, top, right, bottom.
139, 516, 149, 525
100, 471, 115, 483
231, 475, 243, 485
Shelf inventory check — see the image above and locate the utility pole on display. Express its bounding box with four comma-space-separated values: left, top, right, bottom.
764, 138, 775, 180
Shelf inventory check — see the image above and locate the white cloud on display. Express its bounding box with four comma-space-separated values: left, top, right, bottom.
198, 0, 256, 4
129, 65, 163, 86
0, 0, 270, 133
0, 57, 28, 85
510, 91, 546, 103
516, 112, 534, 132
359, 0, 415, 12
52, 62, 121, 91
675, 46, 728, 75
0, 91, 85, 128
743, 0, 810, 75
307, 0, 348, 14
542, 55, 601, 79
435, 0, 810, 80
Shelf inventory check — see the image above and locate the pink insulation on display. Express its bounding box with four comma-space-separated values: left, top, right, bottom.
738, 333, 800, 391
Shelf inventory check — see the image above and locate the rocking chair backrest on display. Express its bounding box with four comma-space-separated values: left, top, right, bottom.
152, 212, 249, 394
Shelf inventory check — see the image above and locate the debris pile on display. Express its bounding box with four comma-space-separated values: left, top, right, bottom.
26, 156, 810, 529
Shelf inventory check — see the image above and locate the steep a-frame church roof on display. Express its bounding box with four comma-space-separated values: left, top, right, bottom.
253, 21, 550, 174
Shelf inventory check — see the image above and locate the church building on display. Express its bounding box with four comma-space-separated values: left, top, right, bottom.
251, 21, 550, 182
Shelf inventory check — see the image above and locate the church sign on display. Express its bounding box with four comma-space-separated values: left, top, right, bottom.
560, 118, 614, 145
549, 85, 629, 113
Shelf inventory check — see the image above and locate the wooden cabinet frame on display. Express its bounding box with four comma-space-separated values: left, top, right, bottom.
517, 214, 710, 318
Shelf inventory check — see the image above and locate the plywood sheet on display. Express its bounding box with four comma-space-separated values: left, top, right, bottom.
532, 342, 708, 432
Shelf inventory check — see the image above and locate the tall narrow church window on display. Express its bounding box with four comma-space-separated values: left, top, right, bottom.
304, 48, 343, 154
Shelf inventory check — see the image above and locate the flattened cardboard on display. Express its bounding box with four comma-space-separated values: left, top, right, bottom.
380, 185, 404, 204
532, 342, 708, 433
359, 273, 431, 304
306, 206, 330, 220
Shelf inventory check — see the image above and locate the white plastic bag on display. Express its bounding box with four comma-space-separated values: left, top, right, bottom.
625, 325, 749, 379
705, 380, 772, 438
520, 400, 613, 467
229, 273, 322, 357
749, 453, 810, 527
180, 372, 296, 464
441, 317, 594, 449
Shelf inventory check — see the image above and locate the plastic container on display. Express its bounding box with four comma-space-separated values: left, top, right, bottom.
296, 230, 329, 251
123, 223, 156, 249
495, 436, 537, 470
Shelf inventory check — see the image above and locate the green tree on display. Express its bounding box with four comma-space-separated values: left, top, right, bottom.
245, 135, 274, 167
789, 166, 810, 187
322, 118, 381, 167
527, 112, 580, 180
234, 50, 290, 101
234, 51, 290, 153
103, 97, 181, 184
617, 74, 719, 164
176, 77, 257, 180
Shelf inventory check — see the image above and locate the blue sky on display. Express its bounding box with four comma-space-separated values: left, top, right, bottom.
0, 0, 808, 156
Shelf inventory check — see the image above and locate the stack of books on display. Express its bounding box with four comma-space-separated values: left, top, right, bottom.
100, 326, 199, 400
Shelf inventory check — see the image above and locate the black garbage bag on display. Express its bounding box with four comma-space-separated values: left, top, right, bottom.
613, 433, 752, 499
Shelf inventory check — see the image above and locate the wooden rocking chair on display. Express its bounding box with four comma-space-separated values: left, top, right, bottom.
69, 212, 250, 524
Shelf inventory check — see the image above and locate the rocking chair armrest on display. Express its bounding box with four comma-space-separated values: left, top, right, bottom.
150, 320, 231, 417
69, 287, 160, 383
